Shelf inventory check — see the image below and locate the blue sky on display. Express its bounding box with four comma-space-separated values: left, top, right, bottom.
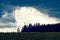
0, 0, 60, 28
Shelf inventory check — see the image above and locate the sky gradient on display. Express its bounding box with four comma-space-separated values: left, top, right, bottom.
0, 0, 60, 32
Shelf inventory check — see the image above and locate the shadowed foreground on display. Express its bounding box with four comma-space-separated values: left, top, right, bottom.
0, 32, 60, 40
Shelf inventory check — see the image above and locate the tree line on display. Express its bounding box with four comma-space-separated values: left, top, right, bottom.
21, 23, 60, 32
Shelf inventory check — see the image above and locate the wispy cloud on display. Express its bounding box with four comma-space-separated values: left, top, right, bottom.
0, 10, 15, 28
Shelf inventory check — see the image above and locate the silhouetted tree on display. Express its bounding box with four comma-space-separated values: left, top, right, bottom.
17, 28, 20, 33
21, 23, 60, 32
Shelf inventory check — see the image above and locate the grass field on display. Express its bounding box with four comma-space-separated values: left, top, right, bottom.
0, 32, 60, 40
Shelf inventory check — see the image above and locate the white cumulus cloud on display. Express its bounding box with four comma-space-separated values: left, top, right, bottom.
13, 7, 60, 31
0, 7, 60, 32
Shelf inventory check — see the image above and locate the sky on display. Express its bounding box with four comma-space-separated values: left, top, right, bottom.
0, 0, 60, 32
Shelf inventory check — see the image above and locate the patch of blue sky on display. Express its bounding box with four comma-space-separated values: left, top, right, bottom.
0, 0, 60, 28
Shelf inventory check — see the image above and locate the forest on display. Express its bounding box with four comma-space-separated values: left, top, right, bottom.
22, 23, 60, 32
